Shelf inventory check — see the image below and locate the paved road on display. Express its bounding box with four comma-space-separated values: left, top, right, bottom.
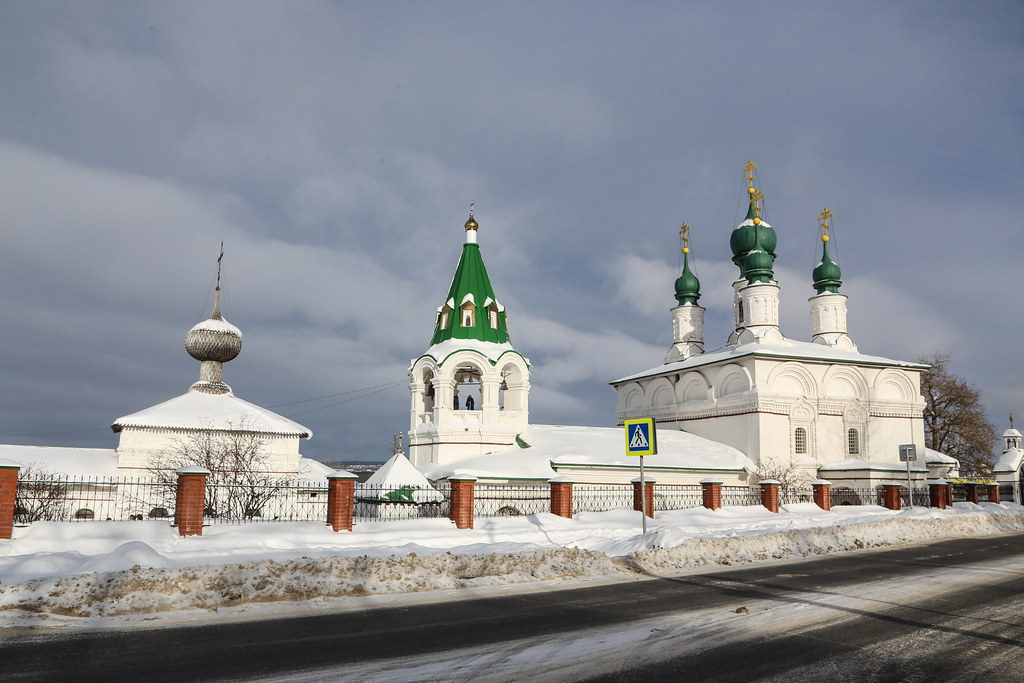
4, 535, 1024, 681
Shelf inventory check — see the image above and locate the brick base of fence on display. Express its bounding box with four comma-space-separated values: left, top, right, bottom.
449, 476, 477, 529
882, 484, 902, 511
929, 482, 948, 509
0, 463, 20, 540
812, 480, 831, 511
988, 483, 1001, 504
700, 478, 722, 511
327, 471, 358, 532
760, 480, 780, 513
174, 467, 210, 537
549, 477, 574, 519
632, 477, 655, 518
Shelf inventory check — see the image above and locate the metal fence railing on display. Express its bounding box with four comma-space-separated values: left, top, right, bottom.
573, 484, 635, 514
354, 482, 449, 522
13, 475, 995, 527
473, 483, 550, 518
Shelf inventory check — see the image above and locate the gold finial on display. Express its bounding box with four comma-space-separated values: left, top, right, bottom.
750, 189, 764, 225
818, 207, 834, 243
465, 202, 478, 231
680, 223, 690, 254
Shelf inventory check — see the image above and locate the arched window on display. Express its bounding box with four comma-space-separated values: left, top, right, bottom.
794, 427, 807, 454
439, 307, 451, 330
848, 428, 860, 455
460, 304, 475, 327
74, 508, 95, 520
488, 307, 499, 329
738, 300, 745, 324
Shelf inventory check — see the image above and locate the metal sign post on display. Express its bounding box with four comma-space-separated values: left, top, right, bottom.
899, 444, 917, 507
624, 418, 657, 535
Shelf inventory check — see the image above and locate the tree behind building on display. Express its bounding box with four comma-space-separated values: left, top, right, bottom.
919, 352, 998, 477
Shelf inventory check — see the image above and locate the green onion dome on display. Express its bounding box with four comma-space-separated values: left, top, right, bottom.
674, 253, 701, 305
812, 236, 842, 294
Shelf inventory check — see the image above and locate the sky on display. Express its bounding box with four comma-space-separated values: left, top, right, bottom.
0, 1, 1020, 463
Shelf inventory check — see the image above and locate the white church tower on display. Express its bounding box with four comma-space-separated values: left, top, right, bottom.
407, 207, 531, 468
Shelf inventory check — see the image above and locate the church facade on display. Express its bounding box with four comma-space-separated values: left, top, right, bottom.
611, 163, 932, 486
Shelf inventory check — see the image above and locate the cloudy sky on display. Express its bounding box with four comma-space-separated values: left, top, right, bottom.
0, 1, 1020, 463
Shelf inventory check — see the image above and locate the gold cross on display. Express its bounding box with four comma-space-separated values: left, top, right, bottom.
680, 223, 690, 254
743, 160, 758, 188
818, 207, 833, 234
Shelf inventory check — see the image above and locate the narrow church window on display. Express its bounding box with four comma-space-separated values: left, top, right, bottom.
440, 309, 450, 329
848, 428, 860, 455
794, 427, 807, 454
738, 300, 745, 323
489, 308, 498, 329
461, 305, 475, 327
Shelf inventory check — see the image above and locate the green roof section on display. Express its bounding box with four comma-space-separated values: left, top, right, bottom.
729, 164, 777, 284
813, 209, 842, 294
429, 210, 510, 346
674, 252, 701, 305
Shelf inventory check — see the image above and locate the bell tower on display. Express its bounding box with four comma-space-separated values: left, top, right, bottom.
407, 206, 531, 468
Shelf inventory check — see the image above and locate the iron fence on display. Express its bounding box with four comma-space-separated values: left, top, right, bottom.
829, 487, 882, 507
721, 486, 762, 506
780, 487, 814, 505
15, 476, 176, 523
473, 483, 550, 518
202, 481, 330, 523
354, 482, 449, 522
653, 485, 702, 511
573, 484, 635, 514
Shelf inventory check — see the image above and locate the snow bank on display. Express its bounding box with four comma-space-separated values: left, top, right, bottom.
1, 502, 1022, 625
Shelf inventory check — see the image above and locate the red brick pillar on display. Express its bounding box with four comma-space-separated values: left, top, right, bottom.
929, 481, 947, 509
965, 482, 980, 504
174, 466, 210, 537
760, 480, 780, 513
700, 478, 723, 511
548, 476, 574, 519
946, 481, 954, 507
812, 479, 832, 511
0, 461, 20, 540
882, 484, 902, 511
988, 484, 1001, 504
449, 475, 477, 530
326, 470, 358, 532
632, 476, 655, 518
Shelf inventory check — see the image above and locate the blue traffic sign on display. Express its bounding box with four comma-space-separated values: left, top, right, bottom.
624, 418, 657, 456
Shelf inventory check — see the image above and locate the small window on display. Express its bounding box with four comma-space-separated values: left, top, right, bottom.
440, 308, 450, 330
738, 300, 745, 323
74, 508, 95, 520
848, 428, 860, 455
794, 427, 807, 454
488, 308, 499, 329
460, 304, 475, 327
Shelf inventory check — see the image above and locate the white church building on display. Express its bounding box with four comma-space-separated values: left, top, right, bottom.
411, 165, 955, 488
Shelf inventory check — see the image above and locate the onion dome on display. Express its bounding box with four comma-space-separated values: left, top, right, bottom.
465, 209, 478, 232
185, 288, 242, 362
812, 238, 843, 294
813, 208, 842, 294
729, 164, 777, 283
674, 224, 701, 305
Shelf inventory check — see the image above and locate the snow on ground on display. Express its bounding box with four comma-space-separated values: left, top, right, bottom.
1, 502, 1023, 629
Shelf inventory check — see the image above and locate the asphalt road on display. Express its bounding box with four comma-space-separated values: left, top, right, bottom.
4, 535, 1024, 682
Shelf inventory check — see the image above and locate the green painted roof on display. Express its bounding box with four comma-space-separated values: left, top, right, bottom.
429, 214, 510, 345
729, 197, 777, 284
674, 253, 701, 305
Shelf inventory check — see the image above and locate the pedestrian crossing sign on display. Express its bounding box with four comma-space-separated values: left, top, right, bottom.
624, 418, 657, 456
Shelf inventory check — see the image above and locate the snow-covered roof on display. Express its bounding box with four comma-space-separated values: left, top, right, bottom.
613, 338, 927, 384
925, 448, 958, 465
818, 459, 927, 473
298, 457, 335, 479
995, 448, 1024, 474
188, 317, 242, 337
0, 444, 118, 477
1004, 428, 1023, 438
420, 424, 755, 481
414, 338, 529, 367
358, 452, 444, 502
112, 389, 311, 438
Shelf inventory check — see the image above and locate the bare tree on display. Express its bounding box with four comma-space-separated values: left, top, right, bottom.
919, 352, 998, 477
148, 421, 288, 520
755, 458, 813, 488
14, 464, 70, 523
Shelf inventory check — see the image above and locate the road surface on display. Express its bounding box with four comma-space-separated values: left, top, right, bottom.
3, 535, 1024, 681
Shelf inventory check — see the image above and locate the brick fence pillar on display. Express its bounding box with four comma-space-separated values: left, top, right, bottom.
988, 483, 1001, 504
0, 460, 20, 540
632, 476, 656, 518
449, 475, 477, 530
946, 481, 954, 507
174, 466, 210, 537
760, 479, 781, 513
965, 482, 980, 505
700, 478, 723, 511
812, 479, 832, 512
548, 476, 574, 519
882, 484, 902, 511
929, 481, 947, 509
326, 470, 359, 532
